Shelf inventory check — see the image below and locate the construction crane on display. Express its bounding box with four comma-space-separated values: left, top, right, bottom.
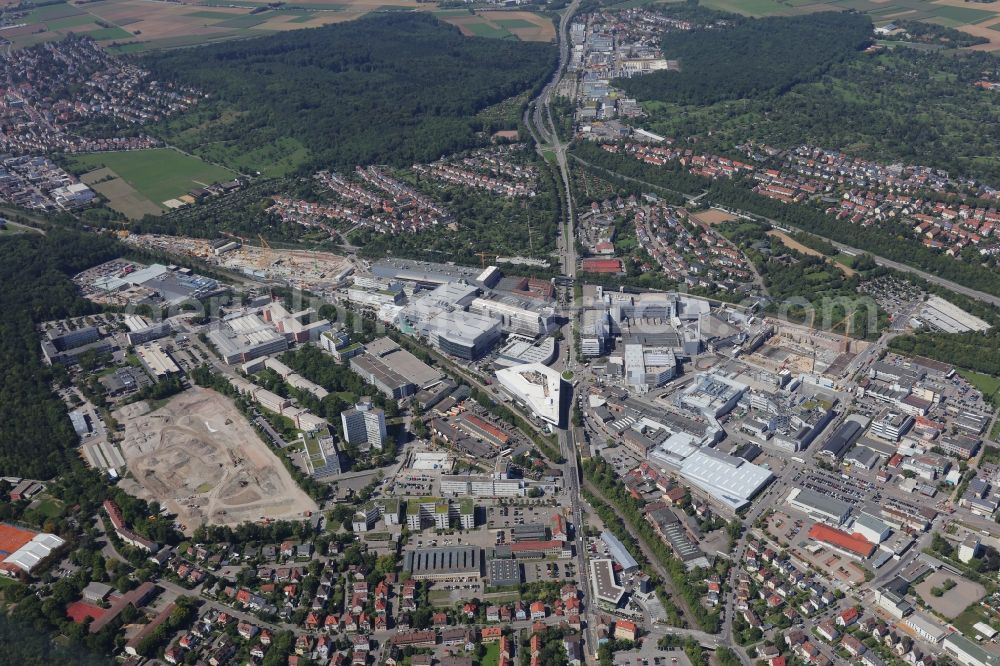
475, 251, 497, 269
258, 234, 271, 250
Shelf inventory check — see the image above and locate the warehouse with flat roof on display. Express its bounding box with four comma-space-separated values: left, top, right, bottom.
819, 421, 863, 459
136, 342, 180, 379
677, 448, 772, 512
208, 314, 288, 364
488, 558, 522, 587
786, 487, 852, 526
404, 546, 482, 581
590, 559, 626, 607
601, 531, 639, 572
944, 633, 1000, 666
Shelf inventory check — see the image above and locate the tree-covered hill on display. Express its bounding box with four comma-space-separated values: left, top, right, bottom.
0, 230, 120, 478
615, 11, 872, 105
144, 13, 557, 175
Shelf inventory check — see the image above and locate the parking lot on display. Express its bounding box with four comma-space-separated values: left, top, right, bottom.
767, 512, 867, 587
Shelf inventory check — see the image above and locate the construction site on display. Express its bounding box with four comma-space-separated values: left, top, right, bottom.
745, 319, 869, 378
123, 234, 357, 294
115, 387, 317, 534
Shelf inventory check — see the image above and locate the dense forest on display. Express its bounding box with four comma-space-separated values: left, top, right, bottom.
615, 12, 872, 105
144, 14, 556, 175
890, 327, 1000, 377
0, 230, 120, 478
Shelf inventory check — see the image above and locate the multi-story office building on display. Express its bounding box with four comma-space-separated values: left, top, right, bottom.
341, 399, 387, 450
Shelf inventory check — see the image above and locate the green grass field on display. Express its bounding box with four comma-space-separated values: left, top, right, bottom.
30, 497, 64, 519
482, 642, 500, 666
216, 12, 277, 28
82, 26, 134, 40
958, 368, 1000, 404
929, 4, 998, 25
952, 602, 999, 637
25, 2, 85, 22
188, 10, 247, 19
700, 0, 797, 16
691, 0, 1000, 35
43, 14, 96, 30
67, 149, 236, 205
496, 18, 536, 29
466, 22, 514, 39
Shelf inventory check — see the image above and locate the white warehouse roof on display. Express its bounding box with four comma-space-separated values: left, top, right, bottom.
3, 533, 65, 574
680, 448, 773, 511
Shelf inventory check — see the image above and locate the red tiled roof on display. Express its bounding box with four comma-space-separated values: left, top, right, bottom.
511, 540, 564, 553
808, 524, 875, 558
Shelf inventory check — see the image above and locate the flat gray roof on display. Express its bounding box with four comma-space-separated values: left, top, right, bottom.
788, 487, 851, 522
404, 547, 481, 576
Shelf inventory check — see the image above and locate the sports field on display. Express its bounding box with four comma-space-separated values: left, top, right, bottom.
68, 149, 236, 217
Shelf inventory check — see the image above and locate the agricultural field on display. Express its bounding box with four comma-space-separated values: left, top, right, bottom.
697, 0, 1000, 49
4, 0, 428, 52
438, 9, 556, 41
67, 149, 236, 217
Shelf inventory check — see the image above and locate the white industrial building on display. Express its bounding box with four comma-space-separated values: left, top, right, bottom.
869, 409, 915, 441
678, 448, 772, 512
341, 399, 387, 450
495, 362, 564, 427
580, 309, 611, 357
406, 498, 475, 530
348, 282, 405, 309
850, 512, 892, 544
208, 314, 288, 364
495, 336, 556, 368
590, 558, 626, 607
440, 474, 525, 498
468, 297, 556, 338
125, 320, 171, 346
676, 372, 748, 419
0, 530, 65, 577
262, 301, 332, 343
624, 343, 676, 394
943, 633, 1000, 666
786, 488, 852, 526
401, 283, 501, 360
135, 342, 180, 379
903, 612, 949, 644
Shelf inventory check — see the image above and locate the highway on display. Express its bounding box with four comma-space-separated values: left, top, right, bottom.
524, 0, 580, 278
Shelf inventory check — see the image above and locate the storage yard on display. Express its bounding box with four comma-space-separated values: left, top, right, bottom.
116, 387, 317, 534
